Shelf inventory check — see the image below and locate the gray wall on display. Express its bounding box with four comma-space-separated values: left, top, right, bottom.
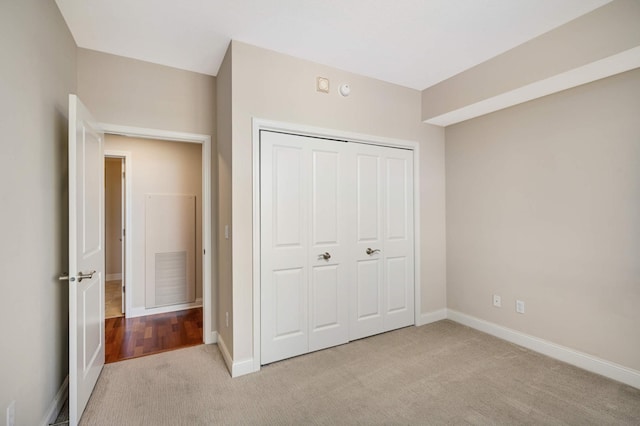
0, 1, 77, 424
445, 69, 640, 371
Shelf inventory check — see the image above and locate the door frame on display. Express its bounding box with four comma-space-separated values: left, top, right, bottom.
251, 118, 421, 373
100, 123, 216, 344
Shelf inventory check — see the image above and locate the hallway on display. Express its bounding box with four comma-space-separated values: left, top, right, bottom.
105, 308, 203, 363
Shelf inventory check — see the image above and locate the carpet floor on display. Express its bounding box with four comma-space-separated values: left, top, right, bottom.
79, 320, 640, 425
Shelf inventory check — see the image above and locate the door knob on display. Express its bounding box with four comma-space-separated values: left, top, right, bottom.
366, 248, 381, 255
319, 252, 331, 261
77, 270, 96, 282
58, 273, 75, 282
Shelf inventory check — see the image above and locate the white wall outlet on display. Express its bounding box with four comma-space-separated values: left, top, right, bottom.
6, 400, 15, 426
493, 294, 501, 307
516, 300, 525, 314
224, 225, 230, 240
225, 311, 229, 327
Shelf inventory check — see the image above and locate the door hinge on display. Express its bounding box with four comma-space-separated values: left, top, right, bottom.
122, 228, 126, 237
122, 171, 125, 178
123, 286, 125, 293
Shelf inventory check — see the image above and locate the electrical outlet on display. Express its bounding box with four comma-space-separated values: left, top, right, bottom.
492, 294, 501, 308
225, 312, 229, 327
516, 300, 525, 314
6, 400, 15, 426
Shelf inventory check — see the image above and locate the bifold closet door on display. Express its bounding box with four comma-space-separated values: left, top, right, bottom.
260, 131, 350, 364
350, 143, 414, 340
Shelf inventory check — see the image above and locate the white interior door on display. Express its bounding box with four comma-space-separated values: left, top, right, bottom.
68, 94, 105, 425
351, 143, 414, 339
260, 131, 349, 364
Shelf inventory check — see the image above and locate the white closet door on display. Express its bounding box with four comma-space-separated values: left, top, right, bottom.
381, 147, 414, 331
351, 144, 414, 340
261, 131, 349, 364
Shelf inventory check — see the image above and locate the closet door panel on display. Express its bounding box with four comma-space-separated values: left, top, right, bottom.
261, 134, 309, 364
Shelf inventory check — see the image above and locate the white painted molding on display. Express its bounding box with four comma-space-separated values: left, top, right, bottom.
447, 309, 640, 390
40, 375, 68, 426
105, 273, 122, 281
231, 357, 256, 378
127, 298, 203, 318
217, 334, 233, 376
417, 309, 448, 326
209, 331, 219, 344
426, 46, 640, 126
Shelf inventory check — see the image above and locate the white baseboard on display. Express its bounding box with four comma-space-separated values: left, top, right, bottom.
105, 273, 122, 281
217, 334, 257, 378
40, 375, 68, 426
127, 298, 203, 318
231, 357, 255, 378
208, 331, 218, 344
416, 308, 448, 326
447, 309, 640, 390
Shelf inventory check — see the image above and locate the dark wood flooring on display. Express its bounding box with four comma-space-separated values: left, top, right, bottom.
105, 307, 203, 363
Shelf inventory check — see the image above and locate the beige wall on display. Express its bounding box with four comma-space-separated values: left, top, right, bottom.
77, 50, 217, 327
77, 48, 216, 136
445, 69, 640, 371
216, 46, 234, 355
421, 0, 640, 122
0, 0, 77, 424
227, 41, 446, 362
105, 135, 203, 310
105, 157, 123, 276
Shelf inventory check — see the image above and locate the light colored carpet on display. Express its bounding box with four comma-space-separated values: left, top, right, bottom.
105, 280, 123, 319
79, 320, 640, 425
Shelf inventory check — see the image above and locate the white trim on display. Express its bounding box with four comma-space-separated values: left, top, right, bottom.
209, 331, 219, 344
100, 123, 215, 344
416, 309, 448, 326
231, 358, 256, 378
40, 375, 69, 426
217, 333, 233, 374
218, 334, 256, 378
251, 118, 422, 372
426, 46, 640, 126
105, 273, 122, 281
127, 298, 203, 318
447, 309, 640, 390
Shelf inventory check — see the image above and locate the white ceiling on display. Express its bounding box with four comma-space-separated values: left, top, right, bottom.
55, 0, 612, 90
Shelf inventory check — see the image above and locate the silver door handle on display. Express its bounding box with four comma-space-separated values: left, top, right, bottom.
366, 248, 381, 255
319, 252, 331, 261
58, 273, 73, 282
78, 270, 96, 282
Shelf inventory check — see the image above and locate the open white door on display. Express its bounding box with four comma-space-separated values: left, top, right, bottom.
67, 94, 105, 425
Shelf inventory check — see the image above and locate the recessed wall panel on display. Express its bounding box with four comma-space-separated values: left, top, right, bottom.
312, 150, 339, 245
311, 265, 339, 329
357, 154, 379, 242
274, 268, 305, 338
386, 257, 408, 313
356, 259, 381, 319
386, 158, 408, 240
274, 146, 303, 247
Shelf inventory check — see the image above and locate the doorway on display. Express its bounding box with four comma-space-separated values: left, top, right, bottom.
105, 156, 125, 319
103, 134, 207, 362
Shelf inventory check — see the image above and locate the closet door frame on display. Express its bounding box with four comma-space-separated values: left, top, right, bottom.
252, 118, 421, 373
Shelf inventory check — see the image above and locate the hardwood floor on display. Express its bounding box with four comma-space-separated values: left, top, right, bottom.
105, 307, 203, 363
105, 280, 124, 319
